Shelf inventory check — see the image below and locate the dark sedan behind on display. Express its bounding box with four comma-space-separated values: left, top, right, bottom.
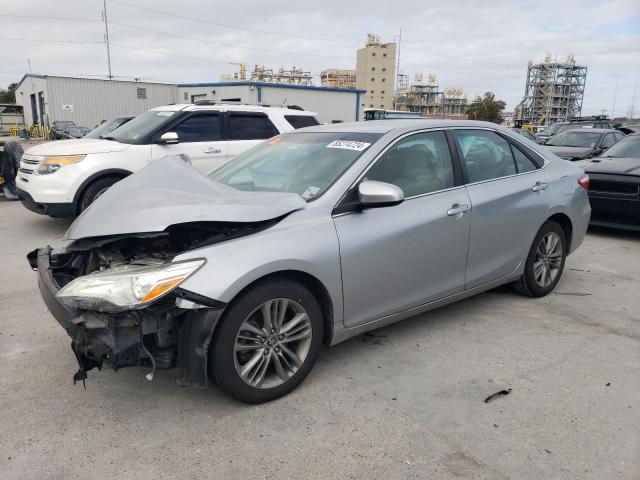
577, 133, 640, 230
545, 129, 625, 161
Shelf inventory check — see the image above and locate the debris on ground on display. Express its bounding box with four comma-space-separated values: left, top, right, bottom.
484, 388, 512, 403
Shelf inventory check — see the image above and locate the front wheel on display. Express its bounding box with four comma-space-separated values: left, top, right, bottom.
512, 221, 567, 297
209, 278, 323, 404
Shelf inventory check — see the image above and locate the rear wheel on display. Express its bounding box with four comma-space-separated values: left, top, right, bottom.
78, 176, 122, 213
513, 221, 567, 297
209, 278, 323, 404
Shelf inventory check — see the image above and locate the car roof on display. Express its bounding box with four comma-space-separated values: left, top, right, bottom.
562, 128, 617, 134
297, 119, 513, 135
150, 103, 317, 116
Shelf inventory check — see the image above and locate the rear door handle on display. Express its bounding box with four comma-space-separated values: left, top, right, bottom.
532, 182, 548, 192
204, 147, 222, 154
447, 203, 470, 216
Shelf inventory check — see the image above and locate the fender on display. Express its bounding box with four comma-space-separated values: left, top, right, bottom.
72, 168, 133, 212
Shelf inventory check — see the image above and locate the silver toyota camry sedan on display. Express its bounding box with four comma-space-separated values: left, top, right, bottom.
30, 120, 591, 403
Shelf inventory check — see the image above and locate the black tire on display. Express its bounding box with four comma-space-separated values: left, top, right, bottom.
512, 220, 567, 297
78, 176, 122, 213
209, 277, 323, 404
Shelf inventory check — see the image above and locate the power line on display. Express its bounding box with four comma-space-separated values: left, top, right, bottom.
111, 42, 235, 65
0, 37, 103, 45
108, 0, 355, 44
0, 13, 102, 22
109, 21, 353, 60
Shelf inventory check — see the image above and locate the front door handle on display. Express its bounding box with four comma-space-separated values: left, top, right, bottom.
204, 147, 222, 154
532, 182, 548, 192
447, 203, 470, 216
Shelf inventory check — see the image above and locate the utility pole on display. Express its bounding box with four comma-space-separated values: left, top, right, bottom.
630, 79, 638, 121
102, 0, 112, 79
611, 76, 618, 120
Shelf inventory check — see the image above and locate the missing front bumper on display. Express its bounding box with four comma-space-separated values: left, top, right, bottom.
31, 247, 225, 388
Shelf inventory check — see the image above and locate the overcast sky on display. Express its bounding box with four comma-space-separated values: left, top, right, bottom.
1, 0, 639, 115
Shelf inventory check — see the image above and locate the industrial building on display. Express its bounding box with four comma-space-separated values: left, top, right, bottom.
222, 64, 314, 86
394, 74, 468, 119
356, 34, 396, 110
178, 81, 366, 123
516, 55, 587, 126
14, 74, 177, 128
320, 69, 357, 89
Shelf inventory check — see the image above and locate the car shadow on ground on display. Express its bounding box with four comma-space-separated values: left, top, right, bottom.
587, 225, 640, 241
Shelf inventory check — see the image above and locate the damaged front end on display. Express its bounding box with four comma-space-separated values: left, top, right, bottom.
28, 219, 277, 388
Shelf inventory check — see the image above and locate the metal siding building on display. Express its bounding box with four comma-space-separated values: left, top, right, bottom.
15, 74, 177, 128
177, 82, 366, 123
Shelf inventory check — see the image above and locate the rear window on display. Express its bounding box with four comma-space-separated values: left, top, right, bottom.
229, 114, 279, 140
284, 115, 320, 129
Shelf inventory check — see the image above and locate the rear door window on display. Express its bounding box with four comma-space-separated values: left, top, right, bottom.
600, 133, 617, 149
454, 130, 517, 183
511, 144, 538, 173
172, 114, 221, 142
229, 113, 279, 140
284, 115, 320, 129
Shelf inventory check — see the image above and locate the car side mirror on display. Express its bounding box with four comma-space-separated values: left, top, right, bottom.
358, 180, 404, 209
158, 132, 179, 144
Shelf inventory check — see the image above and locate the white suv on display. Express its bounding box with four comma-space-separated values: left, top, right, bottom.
16, 103, 319, 218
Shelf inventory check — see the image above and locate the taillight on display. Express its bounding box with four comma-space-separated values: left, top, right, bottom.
578, 174, 589, 190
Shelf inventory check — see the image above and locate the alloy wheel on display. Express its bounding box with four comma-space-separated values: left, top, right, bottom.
533, 232, 563, 288
233, 298, 313, 389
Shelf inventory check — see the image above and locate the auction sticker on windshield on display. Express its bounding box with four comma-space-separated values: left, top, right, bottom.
326, 140, 371, 151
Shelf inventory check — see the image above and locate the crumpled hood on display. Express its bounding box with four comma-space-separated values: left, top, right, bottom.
65, 155, 307, 240
546, 146, 593, 159
576, 157, 640, 176
25, 138, 130, 156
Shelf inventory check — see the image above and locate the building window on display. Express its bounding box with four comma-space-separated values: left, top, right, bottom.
383, 53, 387, 57
381, 90, 385, 94
372, 52, 376, 56
371, 77, 375, 81
371, 67, 375, 71
370, 90, 374, 94
183, 92, 188, 101
382, 68, 386, 72
369, 104, 373, 107
380, 104, 384, 108
381, 78, 386, 82
136, 87, 147, 99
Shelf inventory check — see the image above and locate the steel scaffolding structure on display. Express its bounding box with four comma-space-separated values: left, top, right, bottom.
516, 55, 587, 126
394, 74, 467, 118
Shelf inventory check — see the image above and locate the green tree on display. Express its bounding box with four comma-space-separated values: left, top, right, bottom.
466, 91, 506, 124
0, 82, 18, 103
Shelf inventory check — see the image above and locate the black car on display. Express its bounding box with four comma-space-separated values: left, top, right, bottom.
62, 125, 90, 139
51, 120, 76, 139
84, 116, 134, 139
537, 118, 615, 144
545, 128, 625, 161
511, 128, 538, 142
577, 133, 640, 230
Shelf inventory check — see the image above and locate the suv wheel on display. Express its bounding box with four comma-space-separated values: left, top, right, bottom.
513, 221, 567, 297
78, 176, 122, 213
209, 278, 323, 404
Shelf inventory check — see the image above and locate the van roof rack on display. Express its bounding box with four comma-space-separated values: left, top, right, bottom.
193, 100, 283, 108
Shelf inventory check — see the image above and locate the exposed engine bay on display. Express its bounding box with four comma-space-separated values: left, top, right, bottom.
31, 219, 279, 387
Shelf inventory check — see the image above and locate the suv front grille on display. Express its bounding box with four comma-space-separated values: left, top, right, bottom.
19, 154, 42, 177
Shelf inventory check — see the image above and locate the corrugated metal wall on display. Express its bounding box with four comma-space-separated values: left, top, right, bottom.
178, 84, 359, 123
259, 86, 358, 123
46, 77, 177, 128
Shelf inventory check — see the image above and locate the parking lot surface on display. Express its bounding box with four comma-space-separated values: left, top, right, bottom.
1, 198, 638, 480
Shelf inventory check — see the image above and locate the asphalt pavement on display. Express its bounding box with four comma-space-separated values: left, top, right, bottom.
1, 197, 638, 480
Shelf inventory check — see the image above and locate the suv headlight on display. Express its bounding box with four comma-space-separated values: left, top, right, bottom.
56, 259, 205, 312
36, 155, 86, 175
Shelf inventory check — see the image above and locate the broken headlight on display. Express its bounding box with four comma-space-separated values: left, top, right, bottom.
56, 259, 205, 312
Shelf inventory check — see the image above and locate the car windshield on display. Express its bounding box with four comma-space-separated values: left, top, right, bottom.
601, 135, 640, 158
546, 131, 602, 148
67, 127, 85, 135
106, 110, 176, 144
85, 117, 131, 139
209, 132, 382, 201
541, 123, 561, 135
55, 121, 74, 127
